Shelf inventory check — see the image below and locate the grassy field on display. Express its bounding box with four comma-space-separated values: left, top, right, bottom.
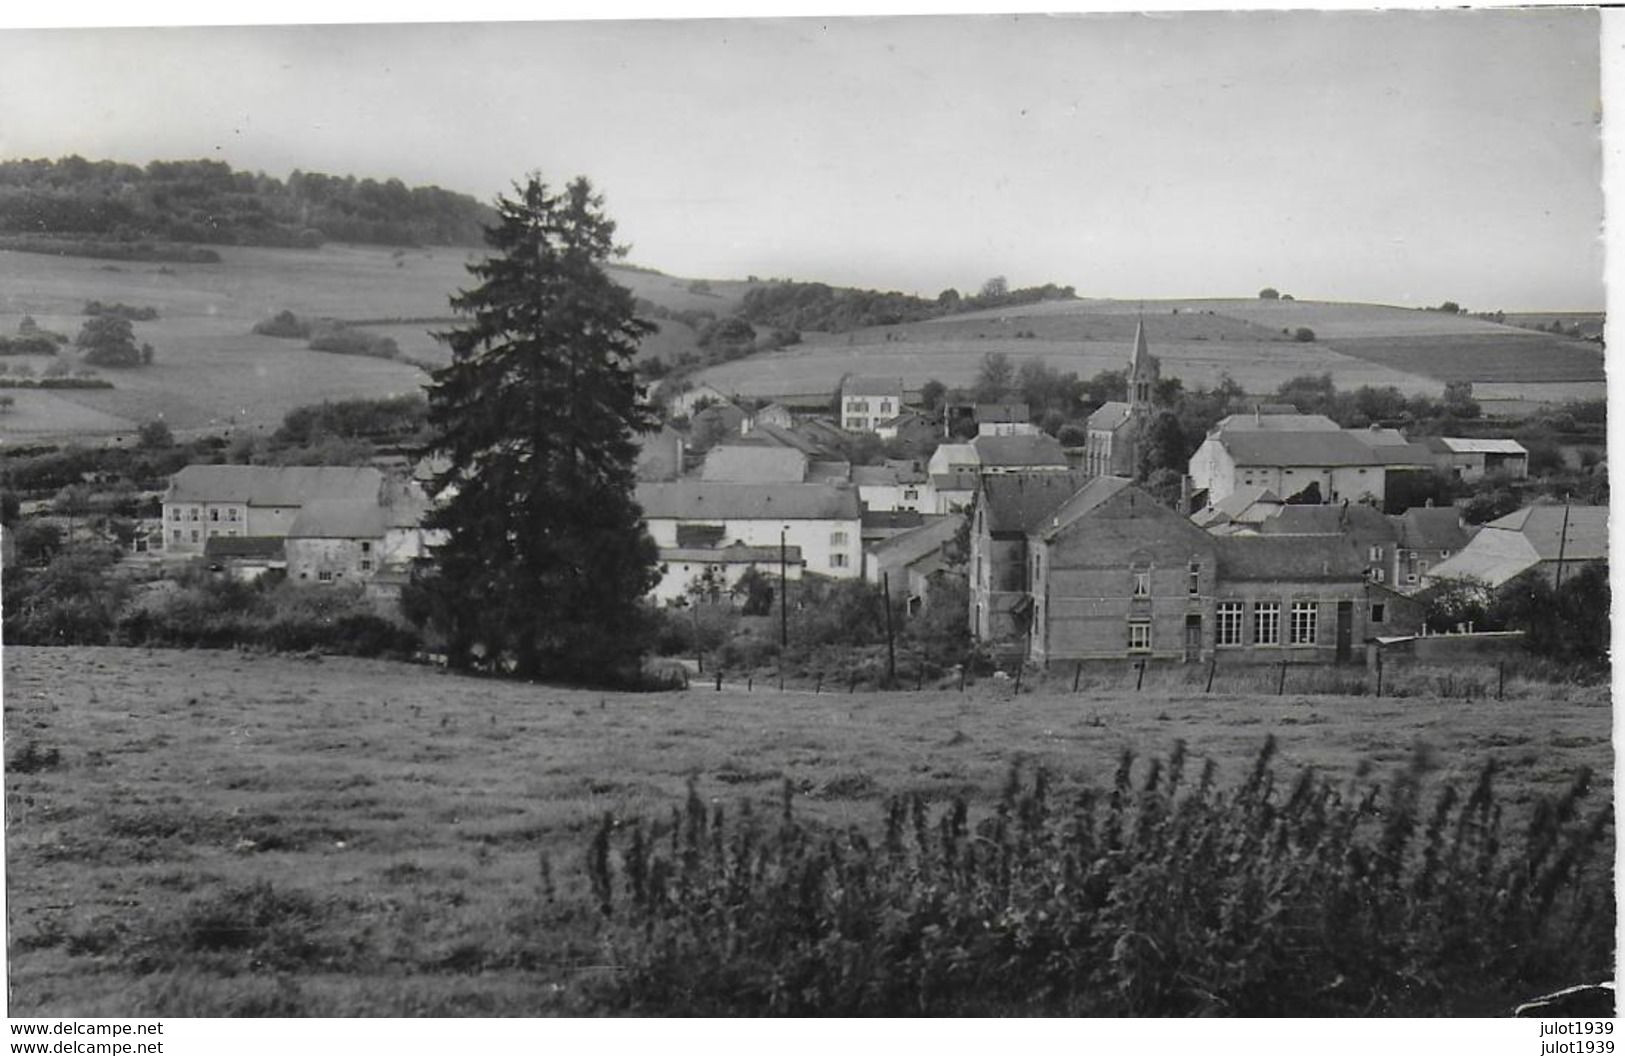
0, 249, 732, 442
1328, 333, 1606, 385
4, 645, 1610, 1016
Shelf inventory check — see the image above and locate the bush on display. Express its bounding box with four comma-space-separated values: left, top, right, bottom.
588, 741, 1612, 1015
252, 310, 314, 339
307, 324, 399, 360
1293, 327, 1316, 342
75, 314, 145, 367
0, 334, 60, 356
83, 300, 159, 321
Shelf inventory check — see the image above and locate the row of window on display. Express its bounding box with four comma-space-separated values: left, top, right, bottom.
844, 398, 895, 415
1129, 562, 1204, 598
1212, 601, 1319, 647
170, 506, 241, 522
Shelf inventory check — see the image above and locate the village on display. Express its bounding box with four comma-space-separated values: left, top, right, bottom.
43, 318, 1589, 683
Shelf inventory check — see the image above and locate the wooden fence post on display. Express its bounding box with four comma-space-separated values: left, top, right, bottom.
1013, 663, 1024, 695
1375, 653, 1383, 698
715, 669, 723, 692
1135, 659, 1146, 692
1205, 656, 1217, 694
959, 665, 967, 693
1072, 661, 1082, 693
1497, 661, 1505, 701
1277, 660, 1287, 696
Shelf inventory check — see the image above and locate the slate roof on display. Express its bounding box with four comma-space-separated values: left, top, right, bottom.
702, 445, 807, 483
973, 433, 1068, 467
288, 499, 388, 539
1349, 426, 1411, 447
1394, 507, 1472, 552
930, 471, 980, 492
167, 465, 383, 507
841, 375, 903, 398
1213, 412, 1341, 433
862, 510, 926, 532
636, 482, 861, 521
1086, 401, 1132, 432
1213, 533, 1370, 581
1044, 476, 1136, 538
868, 514, 963, 566
1192, 484, 1282, 528
749, 422, 826, 456
1258, 503, 1396, 540
1485, 504, 1608, 561
979, 470, 1092, 535
852, 462, 927, 487
203, 536, 286, 560
1218, 430, 1389, 468
1424, 531, 1545, 588
976, 402, 1029, 423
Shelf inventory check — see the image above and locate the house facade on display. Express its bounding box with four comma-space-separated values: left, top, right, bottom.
853, 460, 928, 512
973, 476, 1421, 664
839, 376, 904, 433
1189, 429, 1389, 506
649, 543, 804, 606
162, 465, 384, 555
636, 481, 864, 584
967, 470, 1094, 642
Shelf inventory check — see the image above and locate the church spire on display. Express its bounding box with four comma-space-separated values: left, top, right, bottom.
1127, 317, 1159, 413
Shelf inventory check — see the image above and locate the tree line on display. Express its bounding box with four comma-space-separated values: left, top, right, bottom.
0, 156, 497, 249
735, 277, 1077, 333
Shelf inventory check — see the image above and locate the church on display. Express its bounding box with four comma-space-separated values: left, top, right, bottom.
1082, 320, 1161, 477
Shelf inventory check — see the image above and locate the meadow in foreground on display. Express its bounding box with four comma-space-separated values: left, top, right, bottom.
4, 646, 1611, 1016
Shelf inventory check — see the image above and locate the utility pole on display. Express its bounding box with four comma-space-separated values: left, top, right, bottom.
780, 525, 789, 649
882, 571, 897, 684
1554, 495, 1572, 592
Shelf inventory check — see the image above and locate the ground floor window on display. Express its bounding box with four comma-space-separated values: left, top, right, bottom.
1371, 602, 1386, 624
1216, 601, 1244, 646
1290, 601, 1319, 645
1253, 602, 1280, 645
318, 571, 334, 583
830, 552, 848, 568
1127, 619, 1151, 652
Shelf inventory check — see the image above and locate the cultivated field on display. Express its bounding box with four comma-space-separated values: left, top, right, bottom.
0, 249, 729, 442
5, 645, 1610, 1016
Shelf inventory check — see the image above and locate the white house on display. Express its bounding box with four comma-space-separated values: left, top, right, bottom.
162, 465, 384, 555
636, 481, 864, 584
853, 461, 928, 512
1189, 430, 1389, 506
648, 542, 805, 606
839, 376, 904, 433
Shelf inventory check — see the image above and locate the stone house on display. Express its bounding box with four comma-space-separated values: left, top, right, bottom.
162, 465, 384, 555
636, 480, 864, 586
839, 375, 904, 433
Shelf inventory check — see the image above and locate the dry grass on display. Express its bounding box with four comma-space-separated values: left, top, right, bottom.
4, 645, 1610, 1016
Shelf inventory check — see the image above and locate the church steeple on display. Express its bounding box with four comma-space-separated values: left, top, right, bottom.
1127, 318, 1159, 413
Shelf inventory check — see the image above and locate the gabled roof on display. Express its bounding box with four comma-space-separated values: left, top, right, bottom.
1128, 319, 1158, 372
1087, 401, 1132, 432
748, 422, 827, 456
862, 510, 925, 532
636, 481, 861, 521
1485, 504, 1608, 561
869, 514, 964, 567
1424, 531, 1542, 588
976, 402, 1029, 423
1381, 442, 1440, 468
288, 499, 387, 539
1044, 475, 1135, 538
973, 433, 1068, 467
1258, 502, 1396, 540
931, 471, 980, 492
203, 536, 286, 560
841, 375, 903, 398
692, 401, 747, 430
1214, 533, 1370, 581
1218, 430, 1388, 468
1435, 437, 1530, 455
978, 470, 1092, 535
167, 465, 383, 507
1193, 484, 1283, 528
702, 445, 807, 484
1394, 506, 1471, 551
1348, 426, 1411, 448
1213, 413, 1341, 433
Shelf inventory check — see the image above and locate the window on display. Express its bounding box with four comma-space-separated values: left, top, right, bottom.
1253, 602, 1280, 646
361, 559, 372, 571
1371, 603, 1386, 624
172, 529, 182, 542
1371, 567, 1385, 583
1187, 561, 1201, 596
319, 571, 334, 583
1132, 569, 1150, 597
846, 418, 864, 430
190, 530, 199, 543
170, 508, 181, 522
830, 553, 849, 569
361, 541, 372, 554
830, 530, 849, 547
189, 508, 199, 521
903, 488, 918, 501
1216, 602, 1244, 646
227, 508, 239, 522
1439, 550, 1450, 559
209, 508, 219, 522
1128, 620, 1152, 652
879, 400, 892, 414
1290, 602, 1319, 645
1367, 545, 1383, 562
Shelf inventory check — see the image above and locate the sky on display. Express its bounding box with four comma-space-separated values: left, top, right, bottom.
0, 10, 1606, 310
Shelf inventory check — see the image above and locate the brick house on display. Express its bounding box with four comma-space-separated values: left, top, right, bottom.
972, 475, 1421, 664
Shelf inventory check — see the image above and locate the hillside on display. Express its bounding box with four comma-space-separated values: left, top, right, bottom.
693, 296, 1607, 412
0, 157, 496, 252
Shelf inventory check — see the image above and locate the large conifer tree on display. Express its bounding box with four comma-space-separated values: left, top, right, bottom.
410, 175, 659, 682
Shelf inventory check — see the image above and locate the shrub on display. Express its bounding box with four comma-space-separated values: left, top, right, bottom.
588, 741, 1612, 1015
252, 310, 313, 339
83, 300, 159, 321
1294, 327, 1316, 342
307, 324, 399, 360
0, 334, 60, 356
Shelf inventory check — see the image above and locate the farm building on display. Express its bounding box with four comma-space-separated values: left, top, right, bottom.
666, 382, 735, 419
753, 402, 795, 430
202, 536, 286, 581
853, 460, 928, 512
1425, 437, 1529, 481
974, 403, 1039, 437
972, 475, 1421, 664
162, 465, 384, 556
839, 375, 904, 433
701, 444, 808, 484
636, 480, 863, 583
1425, 504, 1606, 588
865, 513, 966, 613
1189, 428, 1390, 506
972, 433, 1070, 473
1082, 320, 1162, 477
648, 542, 804, 607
